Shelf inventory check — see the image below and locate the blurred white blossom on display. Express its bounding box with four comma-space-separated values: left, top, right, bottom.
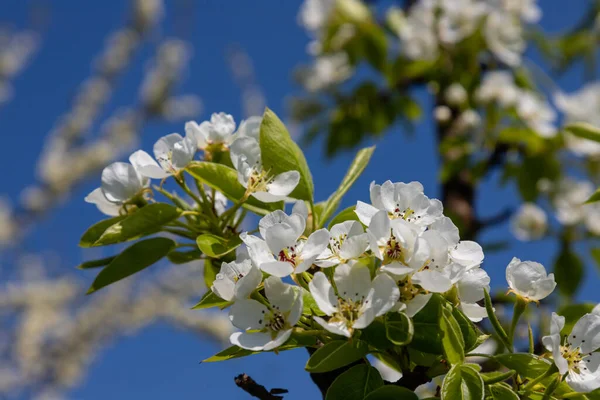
511, 203, 547, 241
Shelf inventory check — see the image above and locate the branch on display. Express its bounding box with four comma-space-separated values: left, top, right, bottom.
234, 374, 288, 400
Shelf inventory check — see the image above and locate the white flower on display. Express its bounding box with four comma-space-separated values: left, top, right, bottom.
230, 136, 300, 203
397, 2, 438, 60
476, 71, 519, 107
506, 257, 556, 302
133, 132, 197, 179
185, 112, 236, 151
356, 180, 443, 228
553, 178, 594, 226
511, 203, 547, 241
438, 0, 488, 45
516, 92, 557, 137
372, 358, 402, 382
309, 261, 400, 337
444, 83, 468, 106
488, 0, 541, 23
299, 53, 352, 93
542, 312, 600, 393
211, 259, 262, 302
434, 105, 452, 123
457, 268, 491, 322
242, 209, 329, 277
298, 0, 334, 34
315, 221, 369, 268
484, 11, 525, 66
235, 116, 262, 140
555, 83, 600, 157
229, 276, 302, 351
85, 153, 150, 216
366, 210, 428, 276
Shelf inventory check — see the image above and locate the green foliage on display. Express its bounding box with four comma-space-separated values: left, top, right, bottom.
203, 258, 220, 288
565, 122, 600, 143
186, 162, 282, 215
318, 146, 375, 227
76, 255, 116, 270
488, 382, 519, 400
364, 386, 419, 400
441, 364, 484, 400
494, 353, 551, 379
440, 305, 465, 365
325, 364, 383, 400
305, 340, 369, 373
260, 108, 314, 202
196, 234, 241, 258
385, 312, 413, 346
80, 216, 126, 247
328, 206, 360, 229
192, 290, 231, 310
166, 248, 202, 264
86, 237, 176, 294
557, 303, 596, 335
410, 294, 444, 353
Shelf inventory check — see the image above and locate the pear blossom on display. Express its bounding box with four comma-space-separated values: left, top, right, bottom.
309, 261, 400, 337
356, 180, 443, 228
476, 71, 519, 107
457, 267, 491, 322
444, 83, 468, 106
396, 2, 439, 61
235, 116, 262, 140
210, 259, 262, 302
542, 312, 600, 393
185, 112, 235, 151
516, 92, 557, 137
229, 276, 302, 351
315, 221, 369, 268
132, 132, 197, 179
511, 203, 547, 241
484, 11, 525, 66
506, 257, 556, 302
241, 209, 329, 277
85, 153, 150, 216
230, 136, 300, 203
438, 0, 488, 45
553, 178, 594, 226
299, 53, 352, 93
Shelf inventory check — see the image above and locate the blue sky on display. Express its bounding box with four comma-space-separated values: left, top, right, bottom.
1, 1, 598, 399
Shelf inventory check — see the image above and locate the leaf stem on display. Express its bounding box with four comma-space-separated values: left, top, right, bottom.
508, 296, 528, 349
483, 289, 512, 352
521, 364, 558, 393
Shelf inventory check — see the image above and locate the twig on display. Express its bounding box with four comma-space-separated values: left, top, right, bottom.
234, 374, 288, 400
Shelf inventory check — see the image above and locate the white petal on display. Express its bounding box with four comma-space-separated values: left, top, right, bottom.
265, 223, 301, 254
566, 355, 600, 393
211, 274, 235, 302
369, 181, 384, 209
380, 262, 414, 276
313, 316, 351, 337
506, 258, 556, 301
264, 276, 296, 313
252, 191, 286, 203
263, 329, 293, 351
367, 273, 400, 317
368, 210, 391, 241
240, 233, 275, 266
380, 180, 396, 212
85, 188, 121, 216
339, 233, 369, 260
230, 331, 272, 351
334, 262, 372, 302
412, 270, 453, 293
260, 261, 295, 278
171, 136, 196, 169
430, 216, 460, 245
185, 120, 206, 148
210, 112, 236, 137
569, 312, 600, 354
229, 299, 268, 330
234, 264, 262, 299
458, 268, 490, 303
267, 171, 300, 196
460, 303, 488, 322
230, 136, 261, 171
101, 162, 143, 202
154, 133, 183, 158
355, 201, 380, 226
451, 241, 484, 269
309, 272, 337, 316
405, 293, 432, 317
236, 116, 261, 140
302, 229, 330, 259
292, 200, 309, 221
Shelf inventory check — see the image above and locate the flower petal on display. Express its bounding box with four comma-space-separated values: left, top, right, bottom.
458, 268, 490, 303
355, 201, 380, 226
412, 270, 453, 293
405, 293, 432, 317
101, 162, 143, 202
234, 264, 262, 300
569, 312, 600, 354
263, 329, 293, 351
260, 261, 295, 277
460, 303, 488, 322
230, 331, 272, 351
265, 223, 301, 254
85, 188, 121, 216
308, 272, 337, 316
334, 262, 371, 302
229, 299, 268, 331
302, 229, 330, 259
450, 241, 484, 269
264, 276, 296, 313
267, 171, 300, 196
313, 316, 351, 337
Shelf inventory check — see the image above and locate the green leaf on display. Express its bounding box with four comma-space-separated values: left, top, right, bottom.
86, 237, 176, 294
440, 306, 465, 365
410, 294, 444, 354
557, 303, 596, 335
305, 340, 369, 373
318, 146, 375, 227
80, 216, 126, 247
91, 204, 181, 246
494, 353, 551, 379
361, 319, 393, 351
294, 287, 326, 316
364, 386, 419, 400
325, 364, 383, 400
591, 248, 600, 270
385, 312, 413, 346
192, 290, 231, 310
565, 122, 600, 143
201, 345, 255, 362
452, 306, 481, 352
586, 189, 600, 204
76, 255, 116, 269
203, 258, 220, 288
489, 383, 519, 400
167, 248, 202, 264
328, 206, 360, 229
554, 244, 584, 297
196, 234, 241, 258
260, 108, 314, 201
481, 370, 516, 385
186, 162, 282, 215
441, 364, 484, 400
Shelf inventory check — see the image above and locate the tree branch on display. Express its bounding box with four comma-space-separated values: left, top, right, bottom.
234, 374, 288, 400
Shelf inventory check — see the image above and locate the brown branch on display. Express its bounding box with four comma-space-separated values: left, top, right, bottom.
234, 374, 288, 400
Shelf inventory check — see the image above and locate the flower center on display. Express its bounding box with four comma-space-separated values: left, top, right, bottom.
383, 235, 407, 265
266, 311, 287, 332
278, 245, 300, 266
561, 345, 584, 373
247, 167, 272, 193
398, 278, 421, 302
389, 205, 421, 223
329, 233, 348, 255
157, 152, 178, 174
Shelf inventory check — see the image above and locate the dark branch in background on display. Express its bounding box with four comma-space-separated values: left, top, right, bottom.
234, 374, 288, 400
474, 208, 513, 232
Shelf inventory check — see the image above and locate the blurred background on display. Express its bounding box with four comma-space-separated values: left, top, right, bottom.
1, 0, 600, 399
